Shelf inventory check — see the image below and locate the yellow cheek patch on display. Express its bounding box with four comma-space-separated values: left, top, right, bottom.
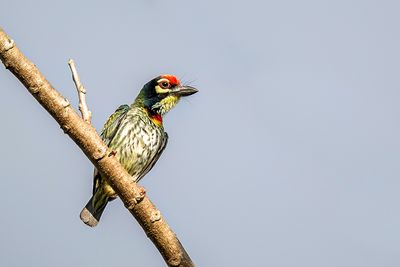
155, 85, 170, 94
152, 95, 180, 115
161, 95, 179, 112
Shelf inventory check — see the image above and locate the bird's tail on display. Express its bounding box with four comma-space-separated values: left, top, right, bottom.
80, 191, 109, 227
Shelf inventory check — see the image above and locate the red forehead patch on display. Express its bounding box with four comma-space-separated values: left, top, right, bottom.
161, 74, 180, 86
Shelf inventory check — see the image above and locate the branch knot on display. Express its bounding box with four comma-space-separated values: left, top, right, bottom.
150, 210, 162, 223
61, 98, 70, 108
93, 146, 108, 161
168, 255, 183, 266
1, 37, 14, 52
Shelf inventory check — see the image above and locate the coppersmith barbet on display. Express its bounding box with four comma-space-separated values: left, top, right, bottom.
80, 74, 198, 227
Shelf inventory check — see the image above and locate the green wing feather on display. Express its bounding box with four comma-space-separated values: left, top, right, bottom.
100, 104, 130, 145
93, 104, 130, 194
137, 132, 168, 182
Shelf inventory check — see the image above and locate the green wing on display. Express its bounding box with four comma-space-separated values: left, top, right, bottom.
93, 104, 130, 194
136, 132, 168, 182
100, 104, 130, 145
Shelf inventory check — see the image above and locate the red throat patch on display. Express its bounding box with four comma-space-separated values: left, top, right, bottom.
150, 113, 163, 126
161, 74, 180, 86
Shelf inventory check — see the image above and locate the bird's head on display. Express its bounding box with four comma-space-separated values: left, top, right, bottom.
137, 74, 198, 116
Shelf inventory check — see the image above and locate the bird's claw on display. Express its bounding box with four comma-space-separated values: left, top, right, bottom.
107, 148, 117, 157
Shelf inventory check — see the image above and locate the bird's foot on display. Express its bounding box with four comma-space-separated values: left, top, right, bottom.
107, 148, 117, 157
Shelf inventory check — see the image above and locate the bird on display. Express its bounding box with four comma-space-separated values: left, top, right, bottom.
80, 74, 198, 227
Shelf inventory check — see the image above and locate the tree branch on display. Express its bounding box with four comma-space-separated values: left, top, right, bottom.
0, 27, 194, 267
68, 59, 91, 123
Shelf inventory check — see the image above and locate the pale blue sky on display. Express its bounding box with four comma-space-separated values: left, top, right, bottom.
1, 1, 400, 266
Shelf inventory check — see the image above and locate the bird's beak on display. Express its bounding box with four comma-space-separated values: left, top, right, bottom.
172, 85, 198, 97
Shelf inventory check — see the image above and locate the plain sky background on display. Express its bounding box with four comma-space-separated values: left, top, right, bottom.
1, 1, 400, 266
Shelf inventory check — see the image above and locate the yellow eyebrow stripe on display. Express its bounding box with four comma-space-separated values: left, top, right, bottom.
156, 78, 170, 84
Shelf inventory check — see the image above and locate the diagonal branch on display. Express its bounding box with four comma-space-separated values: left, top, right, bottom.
0, 28, 194, 267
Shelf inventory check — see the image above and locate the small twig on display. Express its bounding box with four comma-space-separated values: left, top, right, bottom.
68, 59, 92, 124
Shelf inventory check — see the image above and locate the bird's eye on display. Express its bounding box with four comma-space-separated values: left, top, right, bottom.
160, 81, 170, 89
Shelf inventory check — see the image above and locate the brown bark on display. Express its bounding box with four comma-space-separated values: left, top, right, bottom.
0, 28, 194, 267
